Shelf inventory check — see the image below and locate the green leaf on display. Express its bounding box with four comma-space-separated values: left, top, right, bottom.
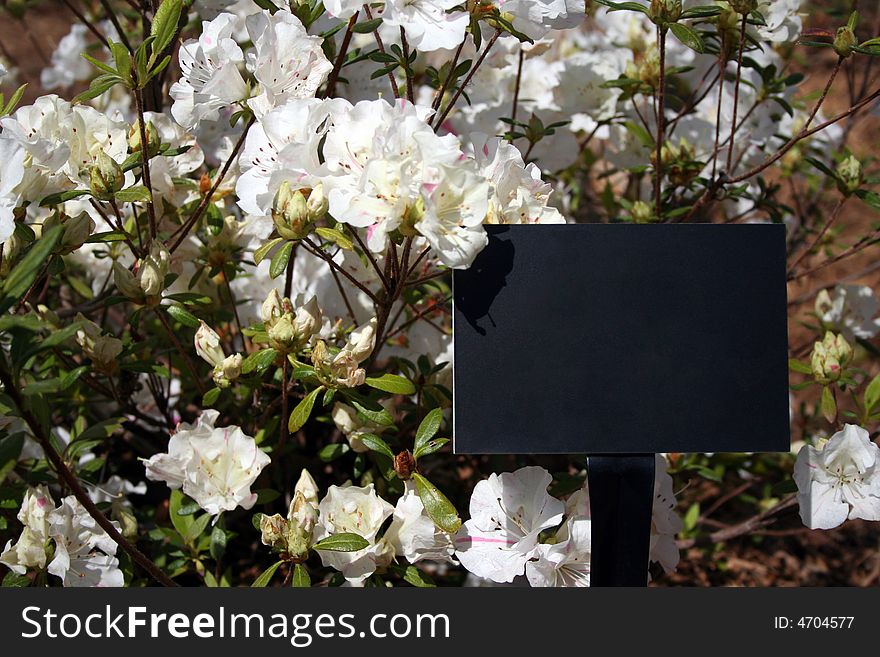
210, 524, 226, 561
413, 437, 449, 460
39, 189, 91, 207
165, 304, 200, 328
2, 571, 31, 587
680, 5, 722, 19
150, 0, 183, 67
352, 18, 383, 33
412, 473, 461, 533
669, 23, 705, 54
288, 386, 323, 432
251, 560, 284, 587
315, 226, 354, 250
73, 76, 122, 103
241, 348, 277, 375
864, 373, 880, 413
169, 490, 195, 538
820, 385, 837, 424
593, 0, 649, 14
359, 433, 394, 459
351, 400, 395, 426
319, 443, 350, 462
788, 358, 813, 374
0, 225, 62, 314
269, 241, 294, 279
854, 188, 880, 212
202, 387, 221, 407
364, 373, 416, 395
414, 408, 443, 455
254, 237, 285, 266
252, 0, 279, 11
115, 186, 153, 203
185, 513, 212, 544
390, 564, 435, 587
313, 532, 370, 552
291, 563, 311, 587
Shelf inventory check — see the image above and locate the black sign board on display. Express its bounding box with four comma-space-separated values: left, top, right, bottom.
452, 224, 790, 455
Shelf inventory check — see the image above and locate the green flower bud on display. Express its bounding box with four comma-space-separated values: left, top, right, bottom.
272, 181, 311, 240
835, 155, 862, 196
138, 244, 170, 298
113, 261, 144, 302
89, 152, 125, 200
128, 121, 161, 159
630, 201, 654, 224
268, 313, 298, 351
649, 0, 682, 24
810, 331, 852, 382
833, 26, 858, 58
212, 353, 243, 389
306, 183, 328, 221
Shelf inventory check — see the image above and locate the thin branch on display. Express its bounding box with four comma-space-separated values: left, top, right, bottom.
787, 196, 847, 275
433, 29, 502, 131
726, 13, 747, 173
0, 362, 178, 587
323, 12, 359, 99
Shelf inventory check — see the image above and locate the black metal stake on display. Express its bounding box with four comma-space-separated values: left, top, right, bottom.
587, 454, 656, 587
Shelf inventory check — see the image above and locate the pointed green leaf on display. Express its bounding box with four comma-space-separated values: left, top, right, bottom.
364, 373, 416, 395
313, 532, 370, 552
251, 560, 284, 587
412, 473, 461, 533
289, 386, 323, 432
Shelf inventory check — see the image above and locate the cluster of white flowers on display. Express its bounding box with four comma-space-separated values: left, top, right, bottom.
1, 486, 126, 587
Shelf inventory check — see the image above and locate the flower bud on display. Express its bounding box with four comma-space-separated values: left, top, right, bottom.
649, 0, 681, 24
128, 121, 161, 159
272, 181, 311, 240
75, 313, 122, 370
269, 313, 300, 350
260, 513, 288, 550
138, 244, 170, 297
833, 26, 858, 58
836, 155, 862, 196
89, 152, 125, 200
286, 491, 318, 560
195, 321, 225, 367
343, 317, 377, 364
810, 331, 852, 382
261, 288, 285, 324
293, 295, 321, 342
294, 469, 319, 508
213, 353, 242, 388
113, 261, 144, 301
306, 183, 328, 220
630, 201, 654, 224
393, 450, 416, 480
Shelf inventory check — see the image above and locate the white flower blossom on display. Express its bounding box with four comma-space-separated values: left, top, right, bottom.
794, 424, 880, 530
454, 466, 564, 583
47, 496, 123, 587
143, 410, 270, 515
386, 481, 456, 564
314, 483, 395, 585
0, 485, 54, 575
815, 284, 880, 341
383, 0, 469, 52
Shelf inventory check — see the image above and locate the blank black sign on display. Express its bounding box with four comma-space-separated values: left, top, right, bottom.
452, 224, 790, 454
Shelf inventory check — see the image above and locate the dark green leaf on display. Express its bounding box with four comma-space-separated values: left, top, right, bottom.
313, 532, 369, 552
289, 386, 323, 432
412, 473, 461, 533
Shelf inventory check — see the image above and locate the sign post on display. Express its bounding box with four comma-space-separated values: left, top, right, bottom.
452, 224, 790, 586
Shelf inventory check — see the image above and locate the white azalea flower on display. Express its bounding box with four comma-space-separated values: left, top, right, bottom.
245, 10, 333, 117
386, 481, 456, 564
143, 112, 205, 208
170, 12, 249, 129
472, 135, 564, 224
525, 516, 591, 587
323, 0, 362, 19
0, 485, 54, 575
815, 284, 880, 341
383, 0, 469, 52
794, 424, 880, 530
40, 24, 93, 90
499, 0, 585, 37
454, 466, 564, 583
417, 163, 489, 269
0, 137, 26, 243
143, 410, 271, 515
650, 454, 683, 574
47, 496, 123, 587
236, 97, 340, 217
314, 483, 395, 585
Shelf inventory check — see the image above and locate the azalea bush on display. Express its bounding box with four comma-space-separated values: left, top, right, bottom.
0, 0, 879, 588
